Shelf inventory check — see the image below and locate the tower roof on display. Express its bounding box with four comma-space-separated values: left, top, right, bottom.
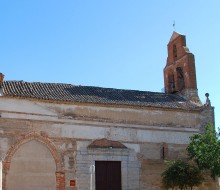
169, 31, 183, 42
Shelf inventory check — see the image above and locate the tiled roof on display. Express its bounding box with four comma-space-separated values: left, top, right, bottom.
2, 80, 201, 110
88, 138, 127, 149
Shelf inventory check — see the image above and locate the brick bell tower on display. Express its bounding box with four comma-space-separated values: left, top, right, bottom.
164, 32, 201, 103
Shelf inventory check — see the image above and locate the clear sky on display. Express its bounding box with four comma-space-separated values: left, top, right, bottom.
0, 1, 219, 129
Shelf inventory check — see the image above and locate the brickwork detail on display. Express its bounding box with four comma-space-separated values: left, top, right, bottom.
56, 171, 66, 190
2, 132, 65, 190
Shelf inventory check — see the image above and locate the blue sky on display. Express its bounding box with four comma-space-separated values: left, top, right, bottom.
0, 1, 219, 129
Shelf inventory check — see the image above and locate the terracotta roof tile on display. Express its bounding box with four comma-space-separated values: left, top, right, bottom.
88, 138, 127, 149
2, 80, 201, 110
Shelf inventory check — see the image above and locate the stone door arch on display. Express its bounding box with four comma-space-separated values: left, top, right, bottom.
2, 133, 65, 190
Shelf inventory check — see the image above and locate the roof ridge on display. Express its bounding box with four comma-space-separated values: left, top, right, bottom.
4, 80, 77, 86
169, 31, 184, 42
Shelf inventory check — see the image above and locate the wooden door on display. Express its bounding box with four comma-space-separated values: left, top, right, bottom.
95, 161, 121, 190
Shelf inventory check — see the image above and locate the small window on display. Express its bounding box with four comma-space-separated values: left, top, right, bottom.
173, 44, 177, 59
161, 143, 168, 160
168, 71, 175, 93
176, 67, 185, 91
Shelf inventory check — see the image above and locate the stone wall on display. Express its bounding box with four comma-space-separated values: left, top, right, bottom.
0, 97, 217, 190
200, 106, 215, 133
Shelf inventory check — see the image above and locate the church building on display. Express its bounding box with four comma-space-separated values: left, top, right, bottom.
0, 32, 216, 190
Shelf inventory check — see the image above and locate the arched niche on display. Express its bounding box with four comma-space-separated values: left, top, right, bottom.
3, 133, 65, 190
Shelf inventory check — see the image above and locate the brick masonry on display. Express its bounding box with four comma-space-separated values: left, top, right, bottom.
164, 32, 198, 97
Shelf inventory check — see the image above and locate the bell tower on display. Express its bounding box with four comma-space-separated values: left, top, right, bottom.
164, 32, 200, 102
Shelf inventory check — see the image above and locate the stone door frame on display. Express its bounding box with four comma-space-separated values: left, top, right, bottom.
75, 144, 140, 190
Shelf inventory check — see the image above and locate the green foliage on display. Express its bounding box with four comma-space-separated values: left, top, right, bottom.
187, 123, 220, 179
161, 160, 203, 190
